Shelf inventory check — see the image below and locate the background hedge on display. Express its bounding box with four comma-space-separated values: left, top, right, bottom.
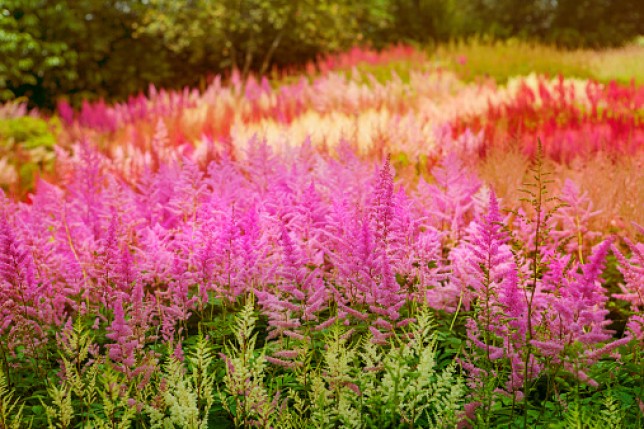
1, 0, 642, 109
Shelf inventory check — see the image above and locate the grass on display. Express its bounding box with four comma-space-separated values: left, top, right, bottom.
433, 38, 644, 85
273, 39, 644, 89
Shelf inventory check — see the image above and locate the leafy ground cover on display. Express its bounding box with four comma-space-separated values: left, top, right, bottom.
0, 45, 642, 428
434, 39, 644, 86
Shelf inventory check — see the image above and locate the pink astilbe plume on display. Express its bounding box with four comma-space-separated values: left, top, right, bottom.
135, 164, 184, 228
166, 157, 208, 224
364, 158, 403, 341
550, 179, 602, 259
611, 225, 644, 342
411, 224, 447, 306
361, 157, 417, 339
414, 152, 481, 245
60, 142, 111, 243
0, 204, 48, 357
195, 202, 272, 304
90, 212, 137, 304
105, 283, 159, 387
456, 190, 533, 397
320, 157, 412, 342
255, 221, 327, 357
323, 196, 369, 315
448, 190, 516, 311
535, 239, 628, 385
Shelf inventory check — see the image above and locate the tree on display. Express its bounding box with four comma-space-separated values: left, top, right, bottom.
0, 0, 170, 108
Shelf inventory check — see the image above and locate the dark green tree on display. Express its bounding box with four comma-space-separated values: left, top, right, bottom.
459, 0, 643, 48
1, 0, 641, 109
0, 0, 171, 108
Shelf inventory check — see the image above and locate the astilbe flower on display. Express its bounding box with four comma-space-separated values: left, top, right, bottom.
166, 157, 208, 225
450, 75, 644, 162
535, 239, 627, 385
323, 157, 441, 340
147, 119, 179, 168
323, 196, 368, 309
161, 260, 197, 342
37, 146, 117, 312
550, 179, 602, 260
105, 283, 158, 387
448, 191, 516, 310
611, 225, 644, 343
361, 157, 411, 342
413, 152, 481, 245
323, 139, 376, 201
409, 224, 447, 307
93, 213, 136, 300
65, 142, 109, 238
136, 225, 197, 343
135, 164, 184, 229
196, 200, 273, 306
455, 191, 535, 397
255, 221, 327, 349
241, 137, 280, 195
0, 205, 47, 356
376, 178, 449, 309
13, 182, 84, 328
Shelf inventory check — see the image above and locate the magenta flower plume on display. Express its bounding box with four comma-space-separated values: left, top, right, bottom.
612, 229, 644, 342
414, 152, 481, 245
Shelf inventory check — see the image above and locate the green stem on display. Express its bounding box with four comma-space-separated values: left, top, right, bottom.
449, 291, 464, 332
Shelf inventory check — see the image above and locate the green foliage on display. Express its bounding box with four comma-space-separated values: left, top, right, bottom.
2, 0, 641, 109
138, 0, 392, 78
0, 299, 642, 428
555, 392, 625, 429
381, 0, 457, 45
217, 297, 275, 428
41, 318, 137, 429
0, 367, 29, 429
216, 304, 466, 428
0, 1, 74, 103
0, 0, 173, 108
1, 0, 391, 109
0, 114, 57, 195
435, 39, 644, 85
456, 0, 643, 49
0, 115, 56, 150
145, 338, 215, 429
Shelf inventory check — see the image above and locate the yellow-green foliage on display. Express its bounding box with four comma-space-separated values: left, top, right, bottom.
89, 368, 137, 429
188, 335, 217, 425
588, 44, 644, 85
551, 393, 627, 429
42, 319, 136, 429
435, 39, 644, 85
0, 368, 29, 429
146, 336, 215, 429
300, 310, 464, 428
306, 327, 362, 429
0, 115, 58, 192
218, 303, 465, 428
40, 319, 215, 429
0, 116, 57, 150
218, 297, 275, 428
146, 359, 204, 429
359, 311, 464, 428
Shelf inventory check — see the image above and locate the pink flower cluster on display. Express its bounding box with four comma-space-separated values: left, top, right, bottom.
451, 76, 644, 162
1, 46, 641, 396
1, 142, 640, 392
